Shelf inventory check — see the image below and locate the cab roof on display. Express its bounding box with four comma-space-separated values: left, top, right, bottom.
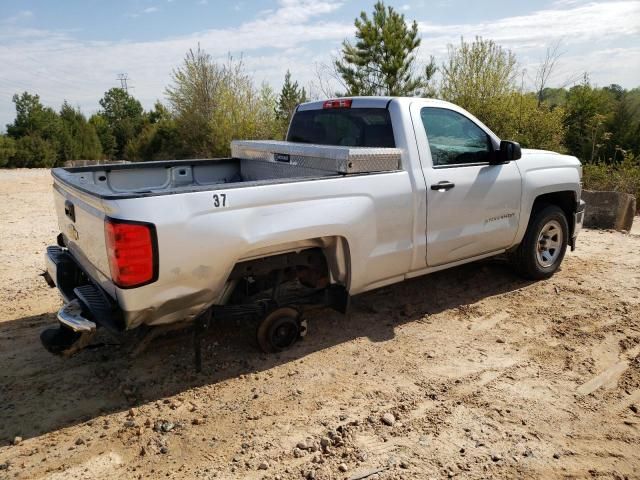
297, 96, 461, 111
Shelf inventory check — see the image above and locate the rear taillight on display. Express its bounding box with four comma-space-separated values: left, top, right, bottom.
104, 218, 157, 288
323, 98, 352, 109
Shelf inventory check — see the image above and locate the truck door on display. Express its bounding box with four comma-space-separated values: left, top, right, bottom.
410, 104, 522, 267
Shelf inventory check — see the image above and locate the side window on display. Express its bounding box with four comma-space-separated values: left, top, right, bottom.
420, 107, 492, 166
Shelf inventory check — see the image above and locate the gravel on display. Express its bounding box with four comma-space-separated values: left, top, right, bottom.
381, 413, 395, 426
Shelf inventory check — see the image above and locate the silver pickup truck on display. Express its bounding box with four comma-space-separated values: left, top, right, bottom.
42, 96, 585, 361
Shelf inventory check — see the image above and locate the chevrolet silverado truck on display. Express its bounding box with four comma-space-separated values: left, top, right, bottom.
41, 97, 585, 361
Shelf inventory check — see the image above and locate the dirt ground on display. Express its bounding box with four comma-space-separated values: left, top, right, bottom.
1, 168, 639, 480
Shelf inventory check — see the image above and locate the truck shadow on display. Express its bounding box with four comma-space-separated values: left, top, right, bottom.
0, 258, 533, 443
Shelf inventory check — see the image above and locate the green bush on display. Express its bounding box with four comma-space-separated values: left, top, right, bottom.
11, 135, 57, 168
0, 135, 16, 167
582, 154, 640, 211
499, 92, 566, 152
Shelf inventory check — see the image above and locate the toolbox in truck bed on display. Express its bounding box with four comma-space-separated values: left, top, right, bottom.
231, 140, 402, 174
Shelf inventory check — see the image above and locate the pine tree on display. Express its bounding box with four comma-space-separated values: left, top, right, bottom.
335, 1, 435, 97
276, 71, 307, 136
58, 102, 102, 161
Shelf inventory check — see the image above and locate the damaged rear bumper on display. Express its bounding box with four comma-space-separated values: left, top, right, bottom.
44, 245, 124, 332
57, 299, 96, 333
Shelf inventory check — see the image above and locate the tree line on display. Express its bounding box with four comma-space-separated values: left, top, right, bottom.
0, 55, 307, 168
1, 1, 639, 170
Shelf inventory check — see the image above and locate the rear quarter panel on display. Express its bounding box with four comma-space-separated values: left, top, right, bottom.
109, 171, 415, 328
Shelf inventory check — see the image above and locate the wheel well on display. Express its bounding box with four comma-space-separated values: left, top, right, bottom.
228, 236, 350, 288
224, 245, 350, 313
228, 248, 329, 283
532, 191, 576, 234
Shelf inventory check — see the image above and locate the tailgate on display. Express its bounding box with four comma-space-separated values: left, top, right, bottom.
52, 178, 114, 294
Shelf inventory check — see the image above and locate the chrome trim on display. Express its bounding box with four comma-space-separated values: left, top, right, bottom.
57, 299, 96, 333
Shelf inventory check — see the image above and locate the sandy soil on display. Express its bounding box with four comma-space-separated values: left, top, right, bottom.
0, 168, 639, 480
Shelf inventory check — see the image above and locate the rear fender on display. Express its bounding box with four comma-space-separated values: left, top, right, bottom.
232, 235, 352, 290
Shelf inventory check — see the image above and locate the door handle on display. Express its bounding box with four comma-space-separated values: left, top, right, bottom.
430, 181, 455, 191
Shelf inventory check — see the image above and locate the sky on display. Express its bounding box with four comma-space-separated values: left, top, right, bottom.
0, 0, 639, 129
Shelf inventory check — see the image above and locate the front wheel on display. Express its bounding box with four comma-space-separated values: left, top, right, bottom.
511, 205, 569, 280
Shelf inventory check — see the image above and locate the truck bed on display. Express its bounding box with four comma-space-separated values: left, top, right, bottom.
52, 142, 402, 200
51, 157, 342, 200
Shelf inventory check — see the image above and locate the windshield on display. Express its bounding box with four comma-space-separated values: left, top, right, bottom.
287, 108, 395, 148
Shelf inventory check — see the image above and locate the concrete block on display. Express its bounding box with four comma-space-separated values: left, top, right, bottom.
581, 190, 636, 231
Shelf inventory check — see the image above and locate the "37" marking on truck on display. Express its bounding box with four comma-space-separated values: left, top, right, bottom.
212, 193, 227, 208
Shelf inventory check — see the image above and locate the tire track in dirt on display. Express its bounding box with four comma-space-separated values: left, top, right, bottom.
1, 170, 640, 479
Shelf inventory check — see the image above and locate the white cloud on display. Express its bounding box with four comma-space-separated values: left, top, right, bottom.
0, 0, 638, 129
524, 46, 640, 89
0, 0, 349, 127
415, 1, 640, 90
1, 10, 33, 24
551, 0, 590, 6
126, 6, 160, 18
418, 1, 640, 52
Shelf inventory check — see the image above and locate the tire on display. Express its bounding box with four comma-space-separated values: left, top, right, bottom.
511, 204, 569, 280
256, 307, 303, 353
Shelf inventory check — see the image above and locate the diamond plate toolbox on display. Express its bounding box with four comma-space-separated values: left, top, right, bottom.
231, 140, 401, 174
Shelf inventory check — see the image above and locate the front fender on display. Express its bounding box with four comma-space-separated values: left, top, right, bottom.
514, 164, 581, 245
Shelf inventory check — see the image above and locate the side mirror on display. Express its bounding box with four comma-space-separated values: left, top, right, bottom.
495, 140, 522, 163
